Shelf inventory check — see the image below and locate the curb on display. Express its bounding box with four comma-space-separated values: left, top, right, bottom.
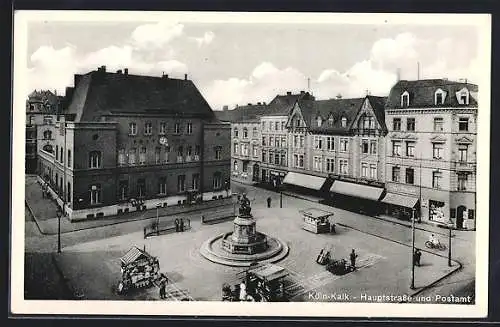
336, 222, 463, 299
50, 253, 77, 300
26, 199, 232, 236
25, 200, 47, 235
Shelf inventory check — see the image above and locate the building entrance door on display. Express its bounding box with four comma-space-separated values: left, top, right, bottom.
456, 205, 466, 229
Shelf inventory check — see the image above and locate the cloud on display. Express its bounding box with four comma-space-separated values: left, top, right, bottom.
190, 31, 215, 47
131, 22, 184, 49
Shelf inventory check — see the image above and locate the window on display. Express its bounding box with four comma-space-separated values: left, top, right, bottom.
458, 173, 468, 191
155, 147, 161, 164
158, 177, 167, 195
392, 141, 401, 156
275, 121, 279, 130
363, 116, 370, 129
192, 173, 200, 190
145, 122, 152, 135
261, 122, 265, 131
270, 122, 274, 131
252, 146, 259, 157
116, 149, 125, 166
459, 118, 469, 131
56, 145, 59, 161
460, 92, 469, 105
458, 144, 468, 162
326, 158, 335, 173
433, 143, 443, 159
401, 92, 409, 107
233, 160, 238, 171
129, 122, 137, 135
241, 144, 249, 156
60, 147, 64, 164
316, 136, 323, 149
253, 127, 258, 137
281, 122, 286, 130
187, 146, 193, 157
67, 149, 72, 167
361, 163, 368, 177
293, 135, 298, 148
187, 123, 193, 134
159, 122, 166, 135
299, 135, 304, 148
262, 150, 267, 163
406, 141, 415, 157
234, 128, 239, 138
294, 154, 304, 168
434, 117, 444, 132
317, 116, 322, 127
43, 130, 52, 139
269, 151, 273, 163
393, 118, 401, 131
369, 117, 375, 129
274, 137, 280, 148
67, 182, 71, 203
269, 136, 274, 146
407, 118, 415, 131
243, 161, 249, 173
362, 139, 369, 154
195, 145, 200, 156
370, 140, 377, 154
280, 152, 286, 166
281, 136, 287, 148
313, 156, 321, 171
341, 117, 347, 127
119, 181, 128, 200
370, 164, 377, 179
234, 143, 239, 154
326, 137, 334, 151
406, 168, 414, 184
435, 93, 443, 105
215, 146, 222, 160
340, 138, 348, 152
89, 151, 101, 168
328, 116, 334, 124
392, 166, 400, 182
468, 209, 475, 220
339, 159, 348, 175
90, 184, 101, 204
213, 173, 222, 189
177, 175, 185, 193
137, 178, 146, 197
174, 123, 181, 134
432, 171, 442, 189
164, 146, 170, 163
129, 148, 136, 165
262, 136, 266, 146
139, 147, 146, 165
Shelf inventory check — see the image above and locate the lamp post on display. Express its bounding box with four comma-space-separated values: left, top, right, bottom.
56, 208, 62, 253
448, 221, 453, 267
410, 207, 416, 289
156, 203, 162, 236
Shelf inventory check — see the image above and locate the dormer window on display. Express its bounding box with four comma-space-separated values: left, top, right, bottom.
316, 116, 322, 127
435, 89, 446, 105
341, 117, 347, 128
401, 91, 410, 107
328, 115, 334, 124
456, 87, 470, 105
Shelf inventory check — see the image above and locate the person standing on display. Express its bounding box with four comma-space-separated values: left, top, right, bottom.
159, 280, 166, 299
414, 249, 422, 267
350, 249, 358, 271
180, 218, 185, 232
267, 197, 272, 208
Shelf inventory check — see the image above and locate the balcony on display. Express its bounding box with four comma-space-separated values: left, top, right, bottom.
452, 161, 476, 172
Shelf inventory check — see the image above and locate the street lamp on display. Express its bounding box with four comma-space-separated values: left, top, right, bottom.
156, 203, 162, 236
410, 207, 416, 289
56, 208, 62, 253
448, 220, 453, 267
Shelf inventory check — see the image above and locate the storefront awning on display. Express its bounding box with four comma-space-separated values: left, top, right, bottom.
381, 193, 419, 208
329, 181, 384, 201
283, 172, 326, 191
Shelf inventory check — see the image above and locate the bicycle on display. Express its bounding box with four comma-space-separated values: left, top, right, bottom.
425, 240, 447, 251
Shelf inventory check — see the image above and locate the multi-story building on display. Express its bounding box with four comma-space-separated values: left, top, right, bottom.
384, 79, 477, 229
285, 95, 388, 214
231, 118, 261, 183
25, 90, 62, 173
37, 66, 230, 221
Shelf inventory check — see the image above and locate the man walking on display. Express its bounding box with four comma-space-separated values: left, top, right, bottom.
267, 197, 272, 208
414, 249, 422, 267
350, 249, 358, 271
159, 280, 166, 299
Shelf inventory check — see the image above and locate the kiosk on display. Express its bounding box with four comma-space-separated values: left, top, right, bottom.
300, 208, 334, 234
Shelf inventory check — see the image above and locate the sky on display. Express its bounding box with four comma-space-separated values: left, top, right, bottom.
26, 18, 481, 110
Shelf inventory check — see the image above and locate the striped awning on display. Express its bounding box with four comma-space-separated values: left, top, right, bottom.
330, 180, 384, 201
283, 172, 326, 191
381, 193, 419, 208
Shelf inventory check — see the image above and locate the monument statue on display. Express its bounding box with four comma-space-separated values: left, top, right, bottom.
239, 193, 252, 216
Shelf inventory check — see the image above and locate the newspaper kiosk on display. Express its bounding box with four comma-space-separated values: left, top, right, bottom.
300, 208, 334, 234
117, 246, 161, 294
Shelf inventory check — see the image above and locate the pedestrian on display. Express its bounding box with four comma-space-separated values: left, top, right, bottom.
180, 218, 185, 232
174, 219, 179, 232
159, 280, 166, 299
414, 249, 422, 267
350, 249, 358, 271
267, 197, 272, 208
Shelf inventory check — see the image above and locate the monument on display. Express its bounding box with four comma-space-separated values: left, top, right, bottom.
200, 194, 289, 267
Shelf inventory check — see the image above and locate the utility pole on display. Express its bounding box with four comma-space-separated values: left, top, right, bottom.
410, 207, 416, 289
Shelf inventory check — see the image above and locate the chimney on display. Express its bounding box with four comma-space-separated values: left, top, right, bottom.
162, 72, 169, 79
248, 103, 252, 106
101, 65, 106, 72
74, 74, 82, 86
286, 91, 292, 95
300, 90, 305, 95
116, 69, 122, 74
124, 68, 128, 75
257, 102, 261, 105
184, 74, 188, 80
223, 105, 228, 111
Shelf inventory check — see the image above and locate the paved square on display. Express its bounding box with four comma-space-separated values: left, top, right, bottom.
56, 206, 455, 302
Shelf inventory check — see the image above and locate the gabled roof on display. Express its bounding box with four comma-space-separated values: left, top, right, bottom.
214, 103, 269, 123
266, 92, 315, 116
65, 69, 215, 122
385, 79, 478, 109
120, 246, 153, 265
366, 95, 388, 131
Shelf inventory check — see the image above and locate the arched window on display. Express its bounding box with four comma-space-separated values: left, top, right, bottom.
233, 128, 239, 138
233, 160, 238, 171
243, 127, 248, 138
43, 130, 52, 140
401, 91, 410, 107
88, 151, 101, 168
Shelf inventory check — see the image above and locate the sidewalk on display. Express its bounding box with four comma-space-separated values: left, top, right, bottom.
25, 175, 233, 235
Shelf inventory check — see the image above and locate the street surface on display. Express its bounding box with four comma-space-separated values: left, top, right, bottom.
23, 178, 475, 303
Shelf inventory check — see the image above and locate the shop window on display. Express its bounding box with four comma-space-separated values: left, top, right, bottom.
213, 172, 222, 189
158, 177, 167, 195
